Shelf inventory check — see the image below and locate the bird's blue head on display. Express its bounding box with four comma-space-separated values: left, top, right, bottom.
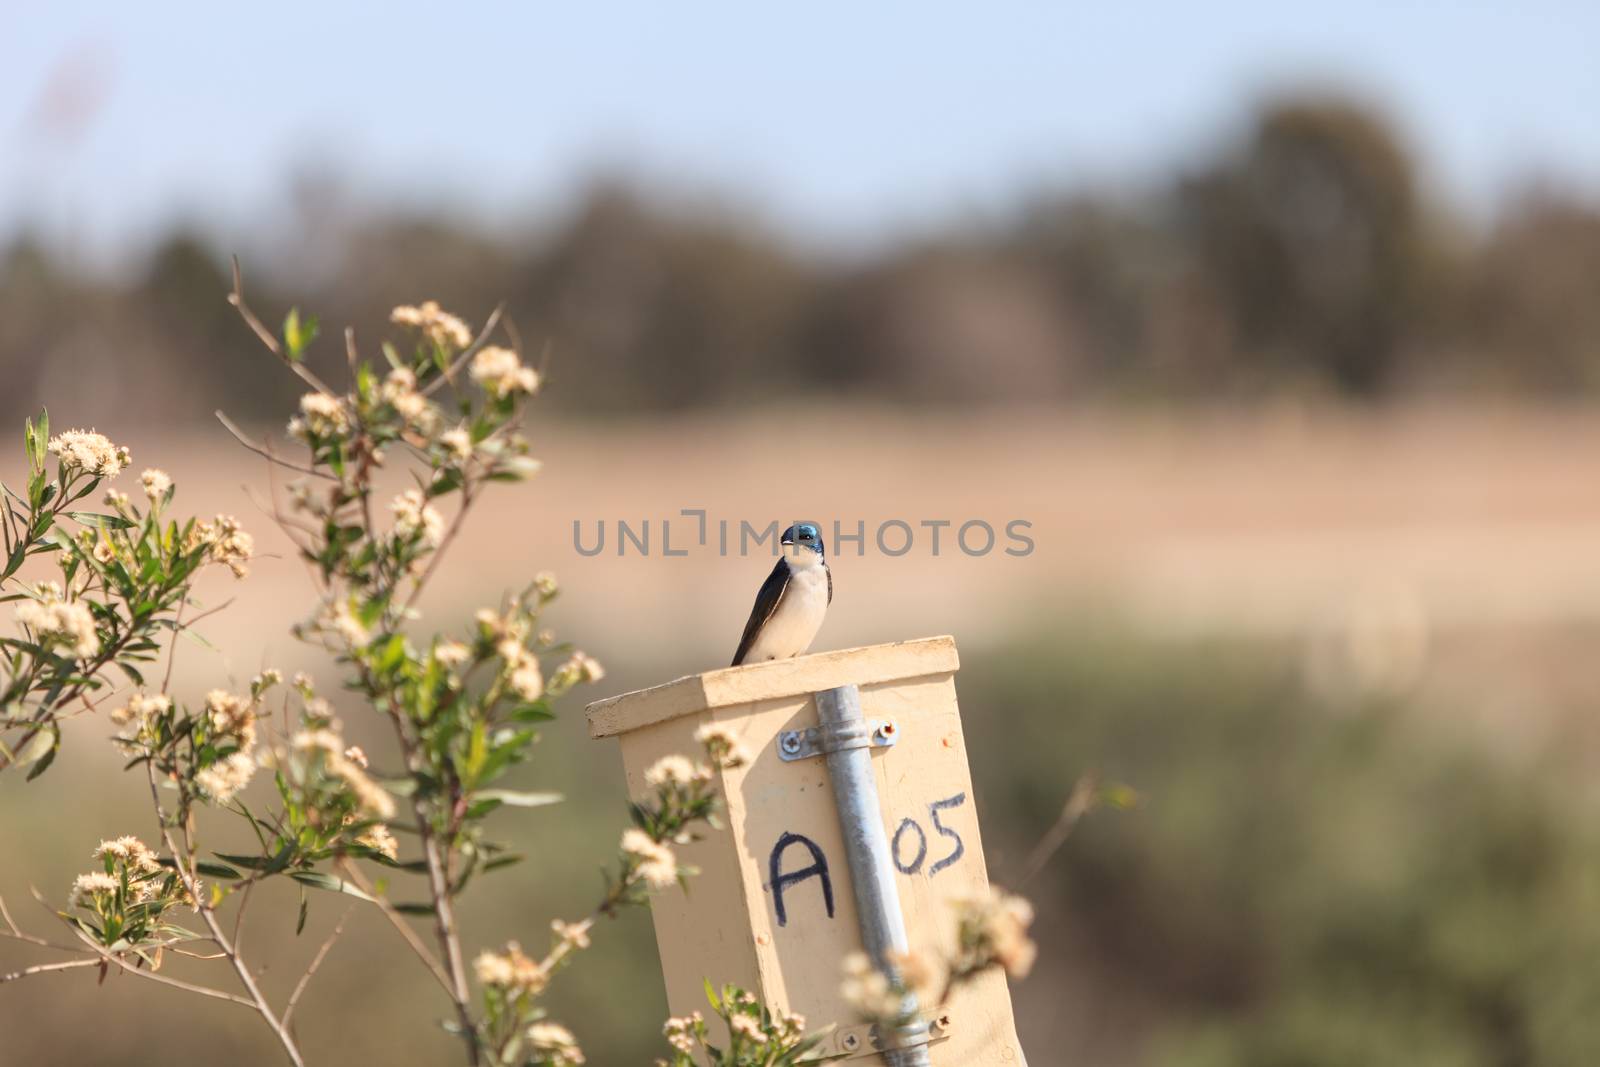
781, 522, 825, 558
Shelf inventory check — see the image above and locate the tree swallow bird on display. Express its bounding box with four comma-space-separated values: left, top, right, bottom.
731, 523, 832, 666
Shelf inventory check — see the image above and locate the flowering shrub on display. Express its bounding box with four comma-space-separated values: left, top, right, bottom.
656, 984, 819, 1066
1, 414, 246, 778
0, 288, 752, 1067
837, 886, 1038, 1033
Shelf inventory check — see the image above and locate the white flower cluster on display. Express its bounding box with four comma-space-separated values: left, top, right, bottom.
549, 650, 605, 690
355, 823, 398, 861
380, 368, 437, 430
469, 345, 540, 398
391, 301, 473, 350
953, 886, 1037, 979
193, 689, 260, 804
289, 392, 351, 441
140, 468, 172, 502
478, 606, 547, 701
643, 754, 710, 790
472, 940, 548, 996
693, 721, 751, 769
94, 835, 160, 873
839, 952, 907, 1021
195, 753, 256, 804
70, 831, 193, 908
69, 871, 120, 906
661, 1012, 702, 1054
620, 827, 678, 890
433, 639, 471, 671
440, 426, 473, 461
109, 692, 173, 747
291, 727, 397, 819
15, 583, 99, 659
305, 599, 369, 648
390, 488, 446, 547
48, 429, 130, 478
188, 514, 254, 578
524, 1022, 584, 1065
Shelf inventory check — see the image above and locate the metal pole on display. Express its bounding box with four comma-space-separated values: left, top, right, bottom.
816, 684, 933, 1067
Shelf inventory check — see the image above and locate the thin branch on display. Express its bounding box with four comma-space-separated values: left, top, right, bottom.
282, 905, 352, 1032
420, 304, 505, 398
0, 958, 98, 982
345, 327, 360, 380
372, 701, 479, 1064
231, 877, 256, 951
0, 894, 54, 946
334, 858, 452, 994
0, 895, 74, 953
245, 485, 319, 539
159, 594, 187, 699
414, 802, 478, 1063
215, 411, 337, 482
397, 484, 475, 619
143, 762, 307, 1067
228, 257, 335, 395
62, 924, 259, 1008
181, 598, 238, 632
2, 893, 258, 1008
1018, 773, 1101, 887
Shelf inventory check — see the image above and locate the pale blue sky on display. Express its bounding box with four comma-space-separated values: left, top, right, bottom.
6, 1, 1598, 265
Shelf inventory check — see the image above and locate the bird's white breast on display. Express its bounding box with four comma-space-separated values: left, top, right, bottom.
744, 560, 829, 662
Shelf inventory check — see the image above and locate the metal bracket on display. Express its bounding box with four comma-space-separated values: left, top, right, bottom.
777, 717, 900, 762
815, 1010, 953, 1061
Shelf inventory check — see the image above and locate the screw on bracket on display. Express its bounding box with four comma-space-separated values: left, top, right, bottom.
777, 718, 901, 762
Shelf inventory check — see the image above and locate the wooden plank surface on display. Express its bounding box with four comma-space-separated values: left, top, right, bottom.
585, 635, 959, 737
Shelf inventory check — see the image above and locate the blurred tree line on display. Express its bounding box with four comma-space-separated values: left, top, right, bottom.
5, 92, 1600, 424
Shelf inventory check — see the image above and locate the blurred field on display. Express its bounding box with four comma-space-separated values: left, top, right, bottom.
4, 403, 1600, 1065
81, 400, 1600, 735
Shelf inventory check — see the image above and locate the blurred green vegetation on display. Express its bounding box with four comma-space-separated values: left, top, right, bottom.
6, 93, 1600, 429
4, 625, 1596, 1065
963, 628, 1600, 1067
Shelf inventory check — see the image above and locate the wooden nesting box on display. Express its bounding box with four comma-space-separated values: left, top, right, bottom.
585, 636, 1024, 1064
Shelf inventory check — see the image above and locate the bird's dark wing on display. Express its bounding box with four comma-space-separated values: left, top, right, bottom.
732, 559, 791, 666
826, 563, 833, 605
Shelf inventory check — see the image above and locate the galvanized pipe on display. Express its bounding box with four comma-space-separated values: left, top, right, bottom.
816, 684, 933, 1067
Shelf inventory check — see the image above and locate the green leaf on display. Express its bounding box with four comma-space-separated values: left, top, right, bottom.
376, 633, 408, 672
63, 511, 137, 530
284, 308, 319, 362
22, 725, 60, 781
215, 842, 294, 873
373, 774, 419, 797
1098, 783, 1142, 810
195, 861, 243, 880
475, 789, 563, 808
287, 870, 375, 902
391, 901, 437, 916
14, 725, 56, 769
509, 702, 555, 724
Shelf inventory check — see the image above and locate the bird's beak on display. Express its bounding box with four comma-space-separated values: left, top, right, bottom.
780, 536, 795, 545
